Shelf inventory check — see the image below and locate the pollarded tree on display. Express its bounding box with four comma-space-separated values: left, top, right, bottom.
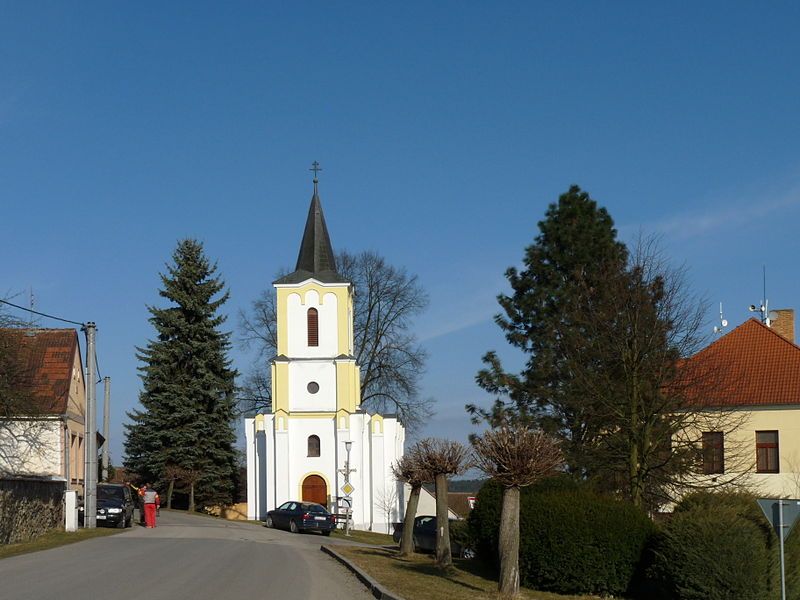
124, 239, 238, 508
240, 250, 431, 430
415, 438, 469, 570
472, 425, 563, 599
391, 447, 432, 556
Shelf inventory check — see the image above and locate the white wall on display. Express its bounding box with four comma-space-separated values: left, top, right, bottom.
0, 419, 62, 477
288, 361, 336, 412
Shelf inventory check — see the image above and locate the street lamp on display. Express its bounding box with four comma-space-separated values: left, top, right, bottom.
340, 441, 355, 536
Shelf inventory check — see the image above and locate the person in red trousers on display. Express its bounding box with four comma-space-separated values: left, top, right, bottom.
142, 483, 159, 528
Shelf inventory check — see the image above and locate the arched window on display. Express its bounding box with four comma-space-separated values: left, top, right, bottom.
308, 435, 321, 457
307, 308, 319, 346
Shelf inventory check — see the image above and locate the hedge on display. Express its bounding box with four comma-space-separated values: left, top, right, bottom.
469, 476, 654, 596
643, 490, 800, 600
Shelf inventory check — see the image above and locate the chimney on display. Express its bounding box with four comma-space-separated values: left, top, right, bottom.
771, 309, 795, 343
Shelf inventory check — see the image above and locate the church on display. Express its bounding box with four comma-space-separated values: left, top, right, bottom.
245, 175, 406, 532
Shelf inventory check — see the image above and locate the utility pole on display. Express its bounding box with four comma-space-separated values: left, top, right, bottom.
102, 376, 110, 482
83, 322, 97, 528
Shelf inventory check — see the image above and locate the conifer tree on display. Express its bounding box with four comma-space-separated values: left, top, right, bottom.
124, 239, 237, 508
472, 185, 628, 470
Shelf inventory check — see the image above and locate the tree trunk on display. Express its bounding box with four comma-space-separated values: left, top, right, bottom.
166, 478, 174, 509
400, 484, 421, 556
434, 473, 452, 570
189, 482, 196, 513
498, 486, 521, 599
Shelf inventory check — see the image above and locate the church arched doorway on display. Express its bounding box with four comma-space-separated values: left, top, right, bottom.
302, 474, 327, 506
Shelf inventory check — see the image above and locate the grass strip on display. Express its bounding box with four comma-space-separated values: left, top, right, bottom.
330, 528, 395, 546
334, 545, 602, 600
0, 527, 122, 560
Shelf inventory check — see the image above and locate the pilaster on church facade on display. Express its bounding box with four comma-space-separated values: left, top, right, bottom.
245, 174, 404, 531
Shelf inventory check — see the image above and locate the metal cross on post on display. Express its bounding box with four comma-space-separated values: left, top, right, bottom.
338, 440, 357, 536
309, 161, 322, 180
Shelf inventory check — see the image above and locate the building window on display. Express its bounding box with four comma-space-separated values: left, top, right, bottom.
701, 431, 724, 474
308, 435, 320, 457
307, 308, 319, 346
756, 430, 779, 473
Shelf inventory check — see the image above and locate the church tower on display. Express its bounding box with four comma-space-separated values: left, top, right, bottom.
245, 168, 405, 531
271, 176, 360, 422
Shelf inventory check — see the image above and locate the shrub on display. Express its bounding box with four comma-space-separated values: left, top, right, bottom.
469, 476, 654, 596
643, 490, 784, 600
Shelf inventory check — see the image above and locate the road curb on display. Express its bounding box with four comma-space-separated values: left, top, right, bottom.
320, 544, 407, 600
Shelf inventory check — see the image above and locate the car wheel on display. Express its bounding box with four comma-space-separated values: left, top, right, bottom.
289, 519, 299, 534
412, 536, 418, 553
461, 547, 476, 560
322, 530, 331, 536
265, 516, 274, 528
125, 515, 132, 528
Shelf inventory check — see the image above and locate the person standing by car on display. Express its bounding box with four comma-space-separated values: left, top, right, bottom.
142, 483, 160, 528
127, 481, 147, 525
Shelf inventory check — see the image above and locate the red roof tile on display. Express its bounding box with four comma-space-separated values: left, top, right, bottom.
0, 328, 81, 414
684, 318, 800, 407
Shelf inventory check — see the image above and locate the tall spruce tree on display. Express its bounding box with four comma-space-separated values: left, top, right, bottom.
124, 239, 237, 508
471, 185, 628, 472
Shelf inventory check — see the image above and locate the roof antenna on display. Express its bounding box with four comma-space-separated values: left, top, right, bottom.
749, 265, 779, 327
713, 302, 728, 335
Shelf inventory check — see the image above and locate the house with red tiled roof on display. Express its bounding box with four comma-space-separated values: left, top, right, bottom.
0, 328, 86, 490
683, 310, 800, 498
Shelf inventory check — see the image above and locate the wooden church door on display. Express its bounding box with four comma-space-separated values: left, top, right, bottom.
302, 475, 327, 506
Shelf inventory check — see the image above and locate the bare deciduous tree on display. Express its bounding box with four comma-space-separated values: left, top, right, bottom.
414, 438, 469, 570
240, 250, 432, 430
472, 425, 563, 599
558, 236, 752, 508
0, 302, 49, 476
392, 448, 432, 556
375, 485, 399, 534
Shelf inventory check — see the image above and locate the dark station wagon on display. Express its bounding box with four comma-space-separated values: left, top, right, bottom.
393, 515, 474, 558
265, 501, 335, 535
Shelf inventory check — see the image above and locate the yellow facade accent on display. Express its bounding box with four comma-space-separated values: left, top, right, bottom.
272, 362, 289, 413
335, 360, 359, 413
336, 409, 350, 430
371, 414, 384, 434
273, 409, 289, 431
275, 282, 353, 356
297, 471, 333, 504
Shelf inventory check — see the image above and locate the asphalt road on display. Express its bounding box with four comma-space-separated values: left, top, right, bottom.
0, 510, 373, 600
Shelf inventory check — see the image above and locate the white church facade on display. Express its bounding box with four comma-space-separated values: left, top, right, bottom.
245, 178, 405, 532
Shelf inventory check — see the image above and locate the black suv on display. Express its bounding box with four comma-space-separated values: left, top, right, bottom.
79, 484, 135, 528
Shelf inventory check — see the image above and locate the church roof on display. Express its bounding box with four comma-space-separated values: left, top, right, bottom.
275, 183, 349, 285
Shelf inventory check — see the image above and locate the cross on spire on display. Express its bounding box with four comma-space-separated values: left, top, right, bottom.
309, 161, 322, 195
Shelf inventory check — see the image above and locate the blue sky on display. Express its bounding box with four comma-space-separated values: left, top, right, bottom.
2, 3, 800, 463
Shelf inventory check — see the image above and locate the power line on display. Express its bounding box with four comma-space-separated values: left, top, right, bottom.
0, 298, 85, 327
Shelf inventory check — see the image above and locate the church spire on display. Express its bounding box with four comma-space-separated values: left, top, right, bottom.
274, 163, 349, 285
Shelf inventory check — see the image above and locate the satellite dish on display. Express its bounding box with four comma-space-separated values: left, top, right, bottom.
769, 311, 780, 321
721, 319, 728, 327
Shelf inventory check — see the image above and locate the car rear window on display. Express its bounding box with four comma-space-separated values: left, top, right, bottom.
98, 486, 126, 501
301, 503, 328, 514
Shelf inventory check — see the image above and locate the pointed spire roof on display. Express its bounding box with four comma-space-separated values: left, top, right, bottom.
275, 181, 349, 285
